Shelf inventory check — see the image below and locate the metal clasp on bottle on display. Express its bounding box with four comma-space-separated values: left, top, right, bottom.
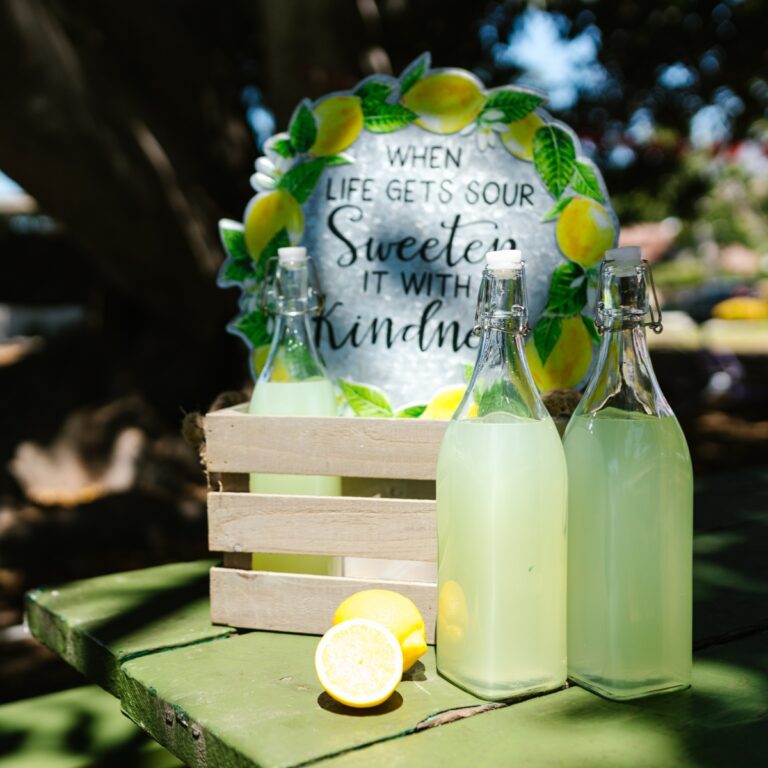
594, 259, 664, 335
258, 256, 325, 317
472, 306, 529, 336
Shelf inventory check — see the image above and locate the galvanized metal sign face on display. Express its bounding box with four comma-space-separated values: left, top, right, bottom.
219, 54, 618, 416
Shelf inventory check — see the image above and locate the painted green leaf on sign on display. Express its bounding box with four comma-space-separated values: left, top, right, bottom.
271, 138, 296, 159
543, 262, 588, 317
256, 228, 290, 281
480, 89, 544, 124
363, 102, 418, 133
221, 258, 255, 284
219, 221, 256, 283
289, 104, 317, 153
399, 53, 428, 96
356, 80, 393, 103
220, 220, 249, 262
541, 195, 574, 223
395, 404, 427, 418
533, 125, 576, 199
233, 310, 271, 348
570, 160, 605, 203
279, 156, 351, 204
534, 315, 563, 365
581, 314, 601, 344
339, 379, 394, 417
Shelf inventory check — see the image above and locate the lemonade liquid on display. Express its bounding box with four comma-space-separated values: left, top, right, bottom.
437, 415, 567, 699
436, 250, 568, 700
249, 379, 341, 574
248, 247, 341, 575
565, 409, 692, 698
564, 247, 693, 700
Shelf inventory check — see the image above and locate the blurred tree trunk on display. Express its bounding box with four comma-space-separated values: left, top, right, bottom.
0, 0, 259, 409
0, 0, 481, 412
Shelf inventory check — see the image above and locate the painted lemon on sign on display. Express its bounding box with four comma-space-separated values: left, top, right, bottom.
526, 316, 593, 392
555, 199, 616, 268
252, 346, 292, 381
500, 112, 544, 161
401, 73, 485, 134
311, 95, 364, 156
421, 386, 478, 419
244, 189, 303, 260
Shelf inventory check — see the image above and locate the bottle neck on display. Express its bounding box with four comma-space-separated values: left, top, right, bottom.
577, 260, 670, 417
259, 263, 327, 384
457, 266, 547, 421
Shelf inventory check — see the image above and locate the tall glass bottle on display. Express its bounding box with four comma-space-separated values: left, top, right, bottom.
249, 246, 341, 575
564, 246, 692, 700
436, 249, 568, 700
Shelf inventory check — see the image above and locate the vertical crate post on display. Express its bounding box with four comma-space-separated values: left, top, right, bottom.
204, 405, 448, 642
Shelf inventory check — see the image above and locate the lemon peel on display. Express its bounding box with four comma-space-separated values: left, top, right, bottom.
333, 589, 427, 671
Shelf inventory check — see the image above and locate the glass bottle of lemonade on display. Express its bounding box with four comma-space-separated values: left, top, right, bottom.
564, 246, 693, 700
436, 249, 568, 700
249, 246, 341, 575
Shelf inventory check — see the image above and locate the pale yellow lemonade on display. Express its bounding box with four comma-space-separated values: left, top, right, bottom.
437, 412, 568, 699
248, 378, 341, 574
564, 408, 693, 699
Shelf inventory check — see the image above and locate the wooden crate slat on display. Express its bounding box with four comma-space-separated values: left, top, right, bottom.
208, 492, 437, 562
204, 406, 448, 480
210, 567, 437, 642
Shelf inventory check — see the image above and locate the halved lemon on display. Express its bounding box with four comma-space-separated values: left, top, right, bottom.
315, 618, 403, 708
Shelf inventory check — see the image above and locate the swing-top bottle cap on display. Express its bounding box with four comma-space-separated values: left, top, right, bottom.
278, 246, 308, 267
485, 249, 523, 273
606, 246, 642, 264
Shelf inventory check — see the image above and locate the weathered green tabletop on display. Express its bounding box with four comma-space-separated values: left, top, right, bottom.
25, 469, 768, 767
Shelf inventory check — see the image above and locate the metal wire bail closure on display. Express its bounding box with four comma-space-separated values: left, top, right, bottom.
472, 266, 529, 336
259, 254, 325, 317
595, 258, 663, 335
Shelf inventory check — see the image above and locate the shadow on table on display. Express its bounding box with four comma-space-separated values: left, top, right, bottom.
317, 691, 404, 716
0, 689, 184, 767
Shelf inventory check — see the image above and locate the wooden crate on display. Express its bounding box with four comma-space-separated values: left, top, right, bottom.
205, 404, 448, 642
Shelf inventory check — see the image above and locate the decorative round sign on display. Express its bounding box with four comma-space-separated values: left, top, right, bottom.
219, 53, 618, 417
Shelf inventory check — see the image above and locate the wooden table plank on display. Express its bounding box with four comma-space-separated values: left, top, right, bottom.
316, 632, 768, 768
119, 636, 491, 768
25, 560, 234, 695
0, 685, 184, 768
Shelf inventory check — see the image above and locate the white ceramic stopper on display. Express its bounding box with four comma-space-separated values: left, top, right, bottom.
278, 246, 308, 267
486, 249, 523, 273
606, 246, 642, 264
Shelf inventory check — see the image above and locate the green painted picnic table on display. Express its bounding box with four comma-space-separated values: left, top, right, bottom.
25, 468, 768, 767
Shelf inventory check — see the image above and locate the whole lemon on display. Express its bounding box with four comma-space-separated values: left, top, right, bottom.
526, 315, 593, 392
500, 112, 544, 161
244, 189, 303, 260
712, 296, 768, 320
401, 73, 485, 134
555, 199, 616, 268
333, 589, 427, 672
311, 95, 364, 156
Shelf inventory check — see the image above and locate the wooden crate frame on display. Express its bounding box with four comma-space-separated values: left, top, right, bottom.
205, 404, 448, 642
